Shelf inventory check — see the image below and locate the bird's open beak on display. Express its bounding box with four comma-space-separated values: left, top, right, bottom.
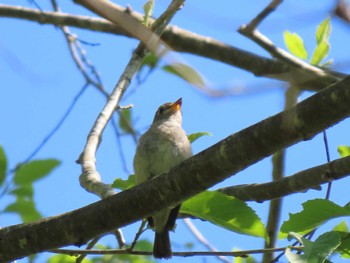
170, 98, 182, 112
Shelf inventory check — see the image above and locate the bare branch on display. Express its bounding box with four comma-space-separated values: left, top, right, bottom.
50, 245, 303, 257
0, 4, 346, 91
245, 0, 283, 31
220, 155, 350, 202
128, 220, 147, 251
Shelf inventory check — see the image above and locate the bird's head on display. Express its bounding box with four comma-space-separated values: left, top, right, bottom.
152, 98, 183, 125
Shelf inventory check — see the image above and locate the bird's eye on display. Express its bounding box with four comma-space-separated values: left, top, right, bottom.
157, 106, 165, 115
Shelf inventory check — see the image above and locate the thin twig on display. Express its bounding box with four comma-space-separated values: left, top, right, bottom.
239, 27, 332, 81
113, 229, 126, 249
0, 82, 89, 199
245, 0, 283, 31
76, 235, 103, 263
22, 83, 89, 165
238, 0, 340, 86
323, 130, 332, 200
128, 220, 147, 251
303, 130, 333, 244
183, 218, 230, 263
51, 0, 106, 95
50, 245, 303, 257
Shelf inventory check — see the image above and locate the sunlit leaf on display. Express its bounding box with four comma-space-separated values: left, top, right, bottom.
181, 191, 266, 238
4, 197, 42, 222
333, 221, 349, 233
284, 31, 308, 60
0, 145, 7, 187
14, 159, 60, 185
338, 145, 350, 157
163, 63, 206, 88
316, 17, 331, 45
187, 132, 212, 143
280, 199, 350, 238
286, 231, 340, 263
143, 0, 154, 26
311, 41, 329, 65
112, 174, 136, 191
10, 184, 34, 199
48, 254, 93, 263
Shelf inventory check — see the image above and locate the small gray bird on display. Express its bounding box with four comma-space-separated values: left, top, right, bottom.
133, 98, 192, 259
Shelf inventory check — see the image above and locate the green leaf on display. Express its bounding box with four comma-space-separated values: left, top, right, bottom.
181, 191, 266, 238
0, 145, 7, 187
119, 109, 134, 134
187, 132, 212, 143
316, 17, 331, 45
310, 41, 329, 66
4, 197, 42, 222
284, 31, 308, 60
280, 199, 350, 238
233, 253, 257, 263
333, 221, 349, 232
140, 52, 159, 71
10, 184, 34, 199
143, 0, 154, 26
48, 254, 93, 263
134, 239, 153, 251
163, 63, 206, 88
112, 174, 136, 191
14, 159, 60, 185
338, 145, 350, 157
286, 231, 340, 263
337, 232, 350, 259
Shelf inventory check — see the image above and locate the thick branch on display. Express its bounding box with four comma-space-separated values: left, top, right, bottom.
1, 74, 350, 261
220, 155, 350, 202
0, 4, 346, 91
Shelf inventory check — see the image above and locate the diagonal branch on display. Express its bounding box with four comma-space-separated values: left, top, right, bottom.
1, 74, 350, 262
219, 155, 350, 202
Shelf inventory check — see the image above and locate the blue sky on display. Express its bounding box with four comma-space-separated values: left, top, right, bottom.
1, 0, 350, 262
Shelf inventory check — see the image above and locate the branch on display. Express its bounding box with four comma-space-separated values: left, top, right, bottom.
238, 1, 341, 88
50, 245, 303, 257
1, 74, 350, 261
0, 4, 346, 91
220, 155, 350, 202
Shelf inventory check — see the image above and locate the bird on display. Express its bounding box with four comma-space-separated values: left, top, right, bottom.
133, 98, 192, 259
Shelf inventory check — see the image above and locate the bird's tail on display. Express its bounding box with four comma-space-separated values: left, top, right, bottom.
153, 230, 172, 259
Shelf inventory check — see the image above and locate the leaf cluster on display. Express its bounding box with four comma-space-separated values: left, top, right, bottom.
0, 145, 60, 222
